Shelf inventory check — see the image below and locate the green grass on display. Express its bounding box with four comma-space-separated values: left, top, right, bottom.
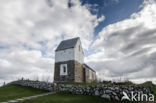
0, 85, 48, 102
57, 82, 117, 86
57, 82, 108, 86
19, 93, 112, 103
57, 81, 135, 86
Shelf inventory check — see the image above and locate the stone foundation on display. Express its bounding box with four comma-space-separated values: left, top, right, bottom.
54, 60, 83, 83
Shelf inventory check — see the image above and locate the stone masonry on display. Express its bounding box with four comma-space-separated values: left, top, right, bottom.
6, 80, 53, 91
59, 84, 154, 101
75, 61, 83, 82
54, 60, 83, 83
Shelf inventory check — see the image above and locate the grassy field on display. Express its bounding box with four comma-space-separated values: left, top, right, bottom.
19, 93, 110, 103
0, 85, 47, 102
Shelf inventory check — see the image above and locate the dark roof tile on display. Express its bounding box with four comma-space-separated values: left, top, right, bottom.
56, 37, 79, 51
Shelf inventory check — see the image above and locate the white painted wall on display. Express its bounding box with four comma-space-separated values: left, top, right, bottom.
55, 48, 75, 63
55, 39, 84, 64
74, 39, 84, 64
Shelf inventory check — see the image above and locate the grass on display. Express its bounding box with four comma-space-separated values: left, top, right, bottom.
0, 84, 48, 102
57, 82, 108, 86
19, 93, 113, 103
57, 81, 135, 86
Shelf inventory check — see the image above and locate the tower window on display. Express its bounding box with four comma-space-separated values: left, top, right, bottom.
60, 64, 67, 75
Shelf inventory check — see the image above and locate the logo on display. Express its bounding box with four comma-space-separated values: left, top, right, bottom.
121, 91, 154, 102
121, 91, 130, 101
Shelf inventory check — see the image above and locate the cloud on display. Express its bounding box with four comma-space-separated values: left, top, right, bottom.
0, 0, 104, 85
0, 0, 104, 50
88, 0, 156, 82
0, 49, 54, 83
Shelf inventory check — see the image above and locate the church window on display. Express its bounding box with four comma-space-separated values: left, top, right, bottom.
60, 64, 68, 75
63, 66, 66, 73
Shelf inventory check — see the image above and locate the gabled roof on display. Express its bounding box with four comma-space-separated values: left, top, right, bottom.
55, 37, 79, 51
83, 64, 96, 72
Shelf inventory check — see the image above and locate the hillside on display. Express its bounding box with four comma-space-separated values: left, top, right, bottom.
19, 93, 108, 103
0, 85, 47, 102
0, 84, 107, 103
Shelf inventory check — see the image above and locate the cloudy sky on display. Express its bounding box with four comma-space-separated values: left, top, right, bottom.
0, 0, 156, 85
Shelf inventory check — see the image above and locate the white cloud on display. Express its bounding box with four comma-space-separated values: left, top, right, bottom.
89, 0, 156, 83
0, 0, 103, 49
0, 49, 54, 84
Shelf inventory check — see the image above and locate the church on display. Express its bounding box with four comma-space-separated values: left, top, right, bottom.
54, 37, 96, 83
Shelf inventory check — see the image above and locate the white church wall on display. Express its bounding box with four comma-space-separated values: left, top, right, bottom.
74, 39, 84, 64
55, 48, 75, 63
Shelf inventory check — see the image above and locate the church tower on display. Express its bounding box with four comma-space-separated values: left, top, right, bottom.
54, 37, 84, 83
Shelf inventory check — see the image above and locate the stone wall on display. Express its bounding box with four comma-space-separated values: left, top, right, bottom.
54, 60, 75, 82
83, 64, 97, 83
59, 84, 154, 101
6, 80, 53, 91
84, 68, 93, 83
54, 60, 83, 83
3, 80, 154, 101
74, 61, 83, 83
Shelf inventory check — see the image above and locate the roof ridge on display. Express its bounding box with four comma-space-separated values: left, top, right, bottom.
62, 37, 79, 42
83, 63, 95, 72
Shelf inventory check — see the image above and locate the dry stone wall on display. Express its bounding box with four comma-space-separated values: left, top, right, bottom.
3, 80, 154, 101
6, 80, 53, 91
58, 84, 154, 101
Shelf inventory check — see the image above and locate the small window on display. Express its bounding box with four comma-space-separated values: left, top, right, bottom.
63, 66, 66, 73
60, 64, 68, 75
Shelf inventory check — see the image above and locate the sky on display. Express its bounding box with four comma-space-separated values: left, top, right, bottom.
0, 0, 156, 86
